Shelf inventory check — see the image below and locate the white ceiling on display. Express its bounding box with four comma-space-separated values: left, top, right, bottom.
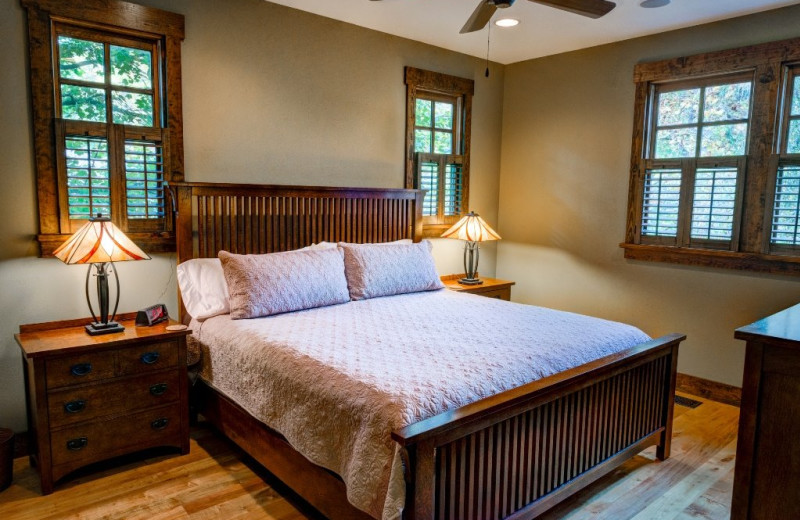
266, 0, 800, 64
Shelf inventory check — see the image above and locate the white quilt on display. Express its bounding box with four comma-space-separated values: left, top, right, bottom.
192, 289, 650, 519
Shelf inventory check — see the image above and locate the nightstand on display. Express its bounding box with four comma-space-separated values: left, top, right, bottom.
441, 274, 515, 301
15, 316, 192, 494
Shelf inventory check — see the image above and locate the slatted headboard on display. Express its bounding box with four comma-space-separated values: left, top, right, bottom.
173, 182, 425, 263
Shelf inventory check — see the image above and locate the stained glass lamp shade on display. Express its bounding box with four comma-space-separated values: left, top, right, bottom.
441, 212, 501, 285
53, 214, 150, 335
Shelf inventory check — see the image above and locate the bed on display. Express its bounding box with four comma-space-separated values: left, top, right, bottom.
173, 181, 684, 520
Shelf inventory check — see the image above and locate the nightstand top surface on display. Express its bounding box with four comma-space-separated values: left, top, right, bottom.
440, 275, 515, 292
15, 318, 191, 358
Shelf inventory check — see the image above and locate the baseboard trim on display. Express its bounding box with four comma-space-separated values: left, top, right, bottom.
677, 373, 741, 407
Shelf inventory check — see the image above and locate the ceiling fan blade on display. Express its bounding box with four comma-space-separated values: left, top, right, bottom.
460, 0, 498, 34
530, 0, 616, 19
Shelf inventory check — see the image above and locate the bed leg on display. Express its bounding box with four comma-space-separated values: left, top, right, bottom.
657, 344, 679, 461
656, 431, 671, 461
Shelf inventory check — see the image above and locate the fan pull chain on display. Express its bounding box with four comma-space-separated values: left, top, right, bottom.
485, 22, 491, 78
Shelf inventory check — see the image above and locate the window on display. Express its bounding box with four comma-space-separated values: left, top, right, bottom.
622, 37, 800, 275
405, 67, 473, 237
640, 75, 750, 250
21, 0, 185, 255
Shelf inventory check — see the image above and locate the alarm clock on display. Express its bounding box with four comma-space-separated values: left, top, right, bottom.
135, 303, 169, 326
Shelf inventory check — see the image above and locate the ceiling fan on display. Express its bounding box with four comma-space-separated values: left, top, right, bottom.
458, 0, 616, 33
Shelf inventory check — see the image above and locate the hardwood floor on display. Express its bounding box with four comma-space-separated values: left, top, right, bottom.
0, 392, 738, 520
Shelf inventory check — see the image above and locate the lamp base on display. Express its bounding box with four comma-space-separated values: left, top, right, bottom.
458, 278, 484, 285
85, 321, 125, 336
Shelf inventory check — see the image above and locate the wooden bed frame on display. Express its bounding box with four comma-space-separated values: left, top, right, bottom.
173, 181, 684, 520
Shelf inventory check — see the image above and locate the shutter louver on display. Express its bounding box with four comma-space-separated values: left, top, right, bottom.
65, 136, 111, 219
444, 162, 463, 216
642, 168, 681, 237
691, 166, 738, 241
125, 140, 165, 219
771, 163, 800, 246
418, 160, 439, 217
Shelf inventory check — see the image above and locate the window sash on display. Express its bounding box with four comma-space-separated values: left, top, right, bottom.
647, 73, 754, 161
53, 23, 162, 129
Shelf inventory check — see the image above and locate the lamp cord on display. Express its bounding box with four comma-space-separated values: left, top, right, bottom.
155, 253, 176, 304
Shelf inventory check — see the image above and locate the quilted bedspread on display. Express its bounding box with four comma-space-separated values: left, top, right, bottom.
192, 289, 650, 519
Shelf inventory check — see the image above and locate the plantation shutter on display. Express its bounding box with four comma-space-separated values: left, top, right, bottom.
416, 153, 464, 227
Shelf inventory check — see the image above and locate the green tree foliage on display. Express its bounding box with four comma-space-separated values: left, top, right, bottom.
58, 36, 154, 126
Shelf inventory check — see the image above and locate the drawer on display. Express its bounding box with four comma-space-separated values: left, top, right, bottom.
46, 351, 116, 389
117, 341, 179, 376
48, 370, 180, 428
50, 403, 182, 468
476, 288, 510, 300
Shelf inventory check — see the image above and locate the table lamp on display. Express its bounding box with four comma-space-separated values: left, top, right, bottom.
441, 212, 501, 285
53, 214, 150, 335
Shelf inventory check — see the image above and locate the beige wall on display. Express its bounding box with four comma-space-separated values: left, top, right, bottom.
497, 5, 800, 388
0, 0, 504, 431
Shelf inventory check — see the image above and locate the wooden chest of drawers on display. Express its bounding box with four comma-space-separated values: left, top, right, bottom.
15, 317, 192, 494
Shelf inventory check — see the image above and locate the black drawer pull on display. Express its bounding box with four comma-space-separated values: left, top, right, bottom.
70, 363, 92, 376
151, 418, 169, 430
66, 437, 88, 451
64, 400, 86, 414
149, 383, 168, 396
140, 352, 160, 365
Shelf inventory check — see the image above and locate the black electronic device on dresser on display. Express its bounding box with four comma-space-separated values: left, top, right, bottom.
15, 315, 191, 494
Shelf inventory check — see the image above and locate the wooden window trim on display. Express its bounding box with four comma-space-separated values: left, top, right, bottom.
405, 67, 473, 238
21, 0, 184, 256
622, 36, 800, 275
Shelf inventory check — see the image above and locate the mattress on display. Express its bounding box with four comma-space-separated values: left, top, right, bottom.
190, 289, 650, 519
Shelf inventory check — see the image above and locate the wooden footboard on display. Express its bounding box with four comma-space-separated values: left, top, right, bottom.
393, 334, 682, 520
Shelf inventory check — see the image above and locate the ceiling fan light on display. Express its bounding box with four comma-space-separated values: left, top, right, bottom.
640, 0, 670, 7
495, 18, 519, 28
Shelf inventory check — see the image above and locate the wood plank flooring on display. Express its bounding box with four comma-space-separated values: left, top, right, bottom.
0, 392, 738, 520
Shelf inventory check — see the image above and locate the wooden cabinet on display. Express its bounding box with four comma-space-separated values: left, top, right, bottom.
15, 317, 192, 494
441, 275, 515, 301
732, 303, 800, 520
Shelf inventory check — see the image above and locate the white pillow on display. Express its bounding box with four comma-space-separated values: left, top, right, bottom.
220, 248, 350, 319
177, 243, 338, 320
177, 258, 230, 321
339, 240, 444, 300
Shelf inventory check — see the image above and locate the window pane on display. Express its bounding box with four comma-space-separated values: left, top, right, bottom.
110, 45, 152, 89
415, 99, 432, 127
112, 91, 154, 126
787, 120, 800, 154
65, 136, 110, 219
444, 163, 463, 216
419, 161, 439, 217
415, 129, 432, 153
771, 164, 800, 246
434, 102, 454, 129
642, 168, 681, 237
58, 36, 104, 83
700, 123, 747, 157
702, 82, 751, 122
792, 76, 800, 116
691, 166, 738, 241
655, 128, 697, 158
657, 89, 700, 126
125, 140, 164, 219
61, 84, 107, 122
434, 131, 452, 154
